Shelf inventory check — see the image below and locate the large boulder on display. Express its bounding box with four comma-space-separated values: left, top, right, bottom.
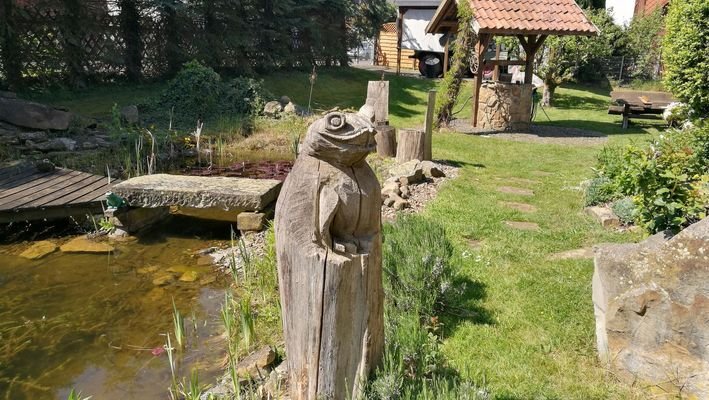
593, 219, 709, 398
0, 97, 72, 130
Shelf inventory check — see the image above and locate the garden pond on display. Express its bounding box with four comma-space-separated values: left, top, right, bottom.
0, 217, 234, 399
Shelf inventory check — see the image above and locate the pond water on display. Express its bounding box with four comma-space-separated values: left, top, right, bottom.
0, 217, 233, 400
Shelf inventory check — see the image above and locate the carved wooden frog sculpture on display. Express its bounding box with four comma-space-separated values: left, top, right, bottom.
275, 110, 383, 400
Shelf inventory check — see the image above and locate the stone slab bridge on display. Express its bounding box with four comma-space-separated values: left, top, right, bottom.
108, 174, 282, 234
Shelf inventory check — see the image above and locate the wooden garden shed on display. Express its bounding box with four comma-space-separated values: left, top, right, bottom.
426, 0, 599, 128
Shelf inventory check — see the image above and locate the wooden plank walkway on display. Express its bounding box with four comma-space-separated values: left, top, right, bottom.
0, 163, 117, 223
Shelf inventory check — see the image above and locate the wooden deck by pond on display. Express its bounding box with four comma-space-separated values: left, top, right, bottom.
0, 163, 115, 223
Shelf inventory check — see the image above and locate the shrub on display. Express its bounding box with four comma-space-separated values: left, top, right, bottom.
160, 60, 223, 125
618, 130, 708, 233
584, 176, 617, 207
663, 102, 692, 127
382, 216, 456, 316
611, 197, 637, 225
159, 60, 269, 129
663, 0, 709, 117
368, 216, 479, 398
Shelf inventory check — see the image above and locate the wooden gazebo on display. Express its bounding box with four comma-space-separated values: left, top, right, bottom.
426, 0, 599, 128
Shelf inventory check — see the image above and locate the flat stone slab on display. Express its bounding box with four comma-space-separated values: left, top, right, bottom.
585, 206, 620, 228
504, 221, 540, 231
497, 186, 534, 196
500, 201, 538, 213
60, 236, 115, 253
19, 240, 58, 259
495, 177, 540, 186
549, 248, 594, 260
112, 174, 282, 212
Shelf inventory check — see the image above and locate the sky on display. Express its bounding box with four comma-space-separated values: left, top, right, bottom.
605, 0, 636, 26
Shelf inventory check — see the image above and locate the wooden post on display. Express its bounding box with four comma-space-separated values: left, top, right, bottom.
275, 111, 384, 400
396, 7, 407, 76
493, 43, 501, 81
442, 34, 450, 77
472, 34, 491, 127
517, 34, 547, 85
375, 125, 397, 157
366, 81, 389, 124
423, 90, 436, 161
396, 128, 426, 162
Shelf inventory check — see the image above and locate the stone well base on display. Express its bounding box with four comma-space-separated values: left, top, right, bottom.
476, 82, 533, 131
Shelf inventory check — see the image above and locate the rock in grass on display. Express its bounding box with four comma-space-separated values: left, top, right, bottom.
593, 218, 709, 399
60, 236, 115, 254
19, 240, 58, 260
237, 346, 276, 379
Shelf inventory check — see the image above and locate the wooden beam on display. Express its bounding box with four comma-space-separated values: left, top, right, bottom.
522, 34, 549, 85
472, 33, 492, 127
396, 7, 408, 76
493, 43, 501, 81
442, 35, 450, 76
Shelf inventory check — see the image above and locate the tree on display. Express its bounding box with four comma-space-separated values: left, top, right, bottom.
537, 8, 615, 106
576, 0, 605, 9
624, 10, 664, 80
663, 0, 709, 117
120, 0, 143, 82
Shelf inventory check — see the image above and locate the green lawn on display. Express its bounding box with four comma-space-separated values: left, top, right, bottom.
22, 68, 665, 398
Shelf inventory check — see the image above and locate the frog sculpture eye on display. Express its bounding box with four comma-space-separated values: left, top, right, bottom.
325, 112, 347, 131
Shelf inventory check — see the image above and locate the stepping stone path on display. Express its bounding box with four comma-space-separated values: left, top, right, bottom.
500, 201, 538, 213
531, 171, 554, 177
549, 248, 594, 260
504, 221, 541, 231
464, 236, 483, 250
497, 186, 534, 196
495, 177, 540, 186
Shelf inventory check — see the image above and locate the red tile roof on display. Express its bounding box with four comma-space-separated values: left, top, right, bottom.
428, 0, 599, 36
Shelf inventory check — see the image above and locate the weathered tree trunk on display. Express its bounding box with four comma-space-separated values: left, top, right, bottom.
0, 0, 22, 89
275, 111, 384, 400
61, 0, 86, 88
542, 82, 556, 107
161, 1, 182, 77
374, 125, 396, 158
396, 128, 426, 162
120, 0, 142, 82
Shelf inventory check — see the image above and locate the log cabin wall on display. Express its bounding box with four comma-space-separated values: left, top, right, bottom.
375, 23, 418, 71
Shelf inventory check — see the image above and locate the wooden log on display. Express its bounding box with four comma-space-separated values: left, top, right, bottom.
423, 90, 436, 161
375, 125, 397, 158
275, 110, 384, 400
396, 128, 426, 163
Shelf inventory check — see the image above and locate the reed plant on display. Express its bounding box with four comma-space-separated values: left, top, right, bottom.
172, 298, 185, 350
239, 296, 255, 348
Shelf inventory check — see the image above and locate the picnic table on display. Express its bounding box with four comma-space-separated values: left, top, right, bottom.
608, 90, 676, 129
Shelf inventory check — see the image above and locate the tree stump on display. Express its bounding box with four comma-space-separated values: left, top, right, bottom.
396, 128, 426, 163
275, 111, 384, 400
375, 125, 396, 158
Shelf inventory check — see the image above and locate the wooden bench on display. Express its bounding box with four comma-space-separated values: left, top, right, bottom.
608, 90, 675, 129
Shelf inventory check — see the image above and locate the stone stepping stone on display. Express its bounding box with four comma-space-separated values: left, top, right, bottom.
497, 186, 534, 196
500, 201, 538, 213
549, 248, 594, 260
464, 237, 483, 250
495, 177, 540, 186
531, 171, 554, 177
504, 221, 540, 231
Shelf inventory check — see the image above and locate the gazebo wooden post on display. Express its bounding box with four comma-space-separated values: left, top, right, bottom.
517, 34, 547, 84
442, 35, 450, 77
396, 7, 408, 76
472, 33, 492, 127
